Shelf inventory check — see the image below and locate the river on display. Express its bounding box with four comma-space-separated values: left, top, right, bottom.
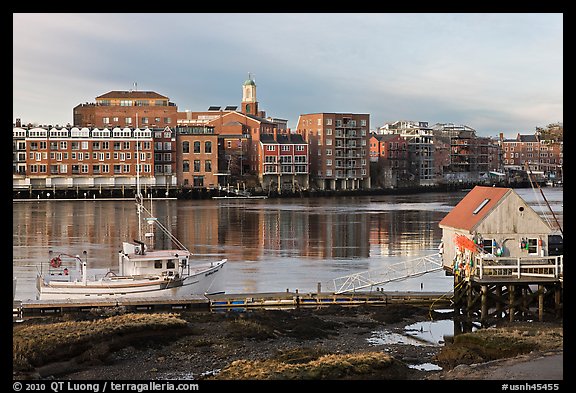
12, 187, 563, 301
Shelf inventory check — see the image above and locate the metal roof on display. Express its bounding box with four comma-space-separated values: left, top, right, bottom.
438, 186, 512, 231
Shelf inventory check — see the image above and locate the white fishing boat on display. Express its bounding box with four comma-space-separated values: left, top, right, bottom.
37, 199, 227, 300
36, 140, 227, 300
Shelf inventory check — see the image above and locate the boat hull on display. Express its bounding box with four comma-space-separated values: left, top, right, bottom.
37, 260, 226, 300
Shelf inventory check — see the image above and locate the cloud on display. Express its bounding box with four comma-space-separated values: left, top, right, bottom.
13, 13, 562, 137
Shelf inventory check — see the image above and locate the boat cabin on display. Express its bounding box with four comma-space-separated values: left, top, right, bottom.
118, 241, 191, 278
438, 186, 561, 274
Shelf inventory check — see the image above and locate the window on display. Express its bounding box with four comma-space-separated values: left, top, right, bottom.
194, 141, 200, 153
205, 141, 212, 153
527, 238, 538, 255
473, 198, 490, 214
193, 176, 204, 187
167, 260, 176, 269
182, 142, 190, 154
183, 160, 190, 172
154, 260, 163, 269
194, 160, 201, 172
205, 160, 212, 172
482, 239, 494, 254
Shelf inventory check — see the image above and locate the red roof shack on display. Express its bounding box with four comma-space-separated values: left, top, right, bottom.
438, 186, 556, 272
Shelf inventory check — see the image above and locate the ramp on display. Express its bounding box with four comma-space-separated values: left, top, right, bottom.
333, 253, 443, 294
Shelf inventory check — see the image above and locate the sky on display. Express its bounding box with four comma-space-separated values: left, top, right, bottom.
13, 13, 563, 138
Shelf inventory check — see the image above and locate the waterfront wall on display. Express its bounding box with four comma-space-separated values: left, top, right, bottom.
12, 180, 547, 200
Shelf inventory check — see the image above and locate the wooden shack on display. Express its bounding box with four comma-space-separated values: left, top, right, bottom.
438, 186, 562, 324
439, 186, 557, 274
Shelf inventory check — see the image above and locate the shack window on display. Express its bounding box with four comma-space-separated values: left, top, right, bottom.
167, 259, 176, 269
154, 260, 162, 269
527, 238, 538, 254
482, 239, 494, 254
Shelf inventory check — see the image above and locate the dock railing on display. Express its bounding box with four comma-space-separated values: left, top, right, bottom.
474, 255, 563, 281
332, 253, 443, 294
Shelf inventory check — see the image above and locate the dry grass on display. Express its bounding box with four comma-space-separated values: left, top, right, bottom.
434, 323, 563, 369
13, 313, 187, 371
209, 351, 408, 380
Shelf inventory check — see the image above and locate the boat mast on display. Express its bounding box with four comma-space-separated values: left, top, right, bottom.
135, 124, 143, 242
525, 161, 563, 236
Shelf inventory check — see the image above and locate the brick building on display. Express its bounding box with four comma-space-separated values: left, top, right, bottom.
73, 90, 178, 129
258, 132, 309, 192
500, 132, 563, 182
369, 133, 409, 188
12, 125, 155, 196
175, 125, 219, 189
296, 113, 371, 191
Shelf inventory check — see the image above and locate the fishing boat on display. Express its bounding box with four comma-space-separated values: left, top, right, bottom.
37, 198, 227, 300
36, 142, 227, 300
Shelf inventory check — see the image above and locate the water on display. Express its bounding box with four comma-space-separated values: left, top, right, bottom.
12, 187, 563, 301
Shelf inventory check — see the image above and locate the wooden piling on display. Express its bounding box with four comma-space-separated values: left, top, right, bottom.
509, 284, 515, 322
481, 285, 488, 322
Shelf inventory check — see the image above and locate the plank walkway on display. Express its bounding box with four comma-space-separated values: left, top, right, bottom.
13, 290, 453, 319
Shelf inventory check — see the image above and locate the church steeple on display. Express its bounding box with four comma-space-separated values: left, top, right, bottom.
241, 73, 258, 116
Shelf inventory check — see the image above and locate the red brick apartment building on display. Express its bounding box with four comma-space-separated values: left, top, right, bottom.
73, 90, 178, 129
258, 132, 309, 192
296, 113, 371, 191
175, 125, 219, 189
500, 132, 563, 181
369, 133, 409, 188
13, 125, 155, 195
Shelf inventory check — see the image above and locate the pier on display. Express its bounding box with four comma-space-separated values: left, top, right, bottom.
13, 290, 453, 320
452, 255, 563, 327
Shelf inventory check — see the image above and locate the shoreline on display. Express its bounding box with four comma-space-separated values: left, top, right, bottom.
13, 181, 551, 201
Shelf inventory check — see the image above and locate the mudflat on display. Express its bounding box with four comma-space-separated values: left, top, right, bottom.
12, 304, 563, 381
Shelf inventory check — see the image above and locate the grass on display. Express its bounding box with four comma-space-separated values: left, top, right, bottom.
13, 313, 188, 371
434, 323, 563, 369
210, 351, 408, 380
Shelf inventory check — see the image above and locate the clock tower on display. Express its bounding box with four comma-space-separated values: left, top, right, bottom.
241, 73, 258, 116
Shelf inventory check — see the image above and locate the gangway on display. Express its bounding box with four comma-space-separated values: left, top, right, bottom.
332, 253, 444, 294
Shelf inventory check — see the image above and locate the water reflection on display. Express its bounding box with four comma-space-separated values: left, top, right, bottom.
13, 188, 562, 300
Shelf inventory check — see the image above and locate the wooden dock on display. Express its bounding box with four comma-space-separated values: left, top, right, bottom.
452, 256, 564, 325
13, 290, 453, 319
